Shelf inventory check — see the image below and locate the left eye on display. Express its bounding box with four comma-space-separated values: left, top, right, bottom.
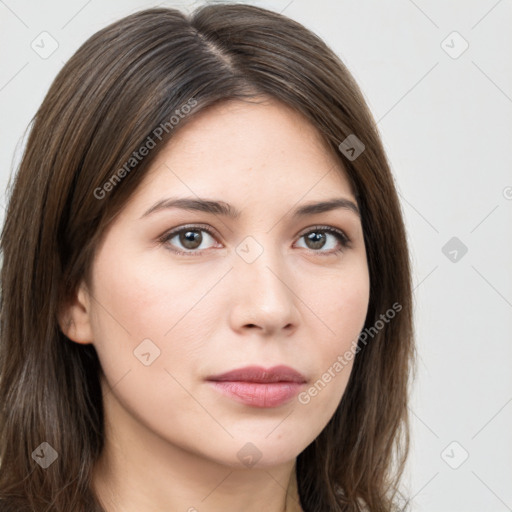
294, 227, 349, 253
160, 225, 349, 255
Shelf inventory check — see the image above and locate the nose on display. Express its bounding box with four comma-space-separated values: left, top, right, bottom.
228, 243, 299, 337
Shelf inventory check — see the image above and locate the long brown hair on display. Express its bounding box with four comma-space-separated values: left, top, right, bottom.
0, 4, 415, 511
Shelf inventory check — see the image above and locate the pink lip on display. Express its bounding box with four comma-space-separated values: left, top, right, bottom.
206, 365, 307, 408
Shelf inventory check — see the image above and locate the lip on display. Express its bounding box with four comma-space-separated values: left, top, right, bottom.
206, 365, 307, 408
207, 365, 307, 384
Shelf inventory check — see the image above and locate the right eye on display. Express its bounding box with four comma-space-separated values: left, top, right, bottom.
158, 225, 222, 256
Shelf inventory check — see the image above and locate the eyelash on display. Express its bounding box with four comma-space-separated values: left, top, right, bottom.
158, 224, 351, 257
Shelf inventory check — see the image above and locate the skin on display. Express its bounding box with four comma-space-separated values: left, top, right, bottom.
60, 97, 370, 512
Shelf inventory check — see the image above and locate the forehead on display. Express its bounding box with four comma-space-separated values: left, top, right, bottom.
129, 97, 356, 212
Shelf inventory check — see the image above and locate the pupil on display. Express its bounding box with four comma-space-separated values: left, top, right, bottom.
306, 232, 325, 249
181, 230, 202, 249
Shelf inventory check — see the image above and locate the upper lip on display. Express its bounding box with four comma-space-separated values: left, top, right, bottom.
206, 365, 307, 384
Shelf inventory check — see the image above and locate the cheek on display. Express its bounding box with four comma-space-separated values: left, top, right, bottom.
86, 250, 220, 439
88, 242, 229, 395
90, 240, 218, 339
298, 256, 370, 344
295, 260, 369, 405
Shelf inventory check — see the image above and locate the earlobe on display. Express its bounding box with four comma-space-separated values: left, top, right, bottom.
58, 281, 94, 345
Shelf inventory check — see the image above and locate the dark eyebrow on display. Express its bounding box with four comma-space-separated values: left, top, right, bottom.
140, 196, 360, 219
294, 198, 360, 218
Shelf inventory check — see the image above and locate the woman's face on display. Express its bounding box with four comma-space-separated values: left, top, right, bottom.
76, 97, 370, 468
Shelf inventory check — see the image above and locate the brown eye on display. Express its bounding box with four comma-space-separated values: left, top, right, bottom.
160, 226, 219, 254
304, 231, 327, 250
296, 227, 350, 254
179, 230, 203, 250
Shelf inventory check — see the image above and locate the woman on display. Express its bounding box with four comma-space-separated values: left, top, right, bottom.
0, 4, 415, 511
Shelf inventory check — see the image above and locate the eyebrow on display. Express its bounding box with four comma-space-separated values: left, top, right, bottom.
140, 196, 360, 219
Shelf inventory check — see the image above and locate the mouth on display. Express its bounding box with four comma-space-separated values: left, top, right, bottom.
206, 365, 307, 408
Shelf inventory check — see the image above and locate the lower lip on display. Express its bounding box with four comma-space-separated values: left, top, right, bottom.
208, 381, 304, 408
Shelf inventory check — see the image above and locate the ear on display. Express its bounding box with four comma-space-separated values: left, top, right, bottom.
58, 280, 94, 344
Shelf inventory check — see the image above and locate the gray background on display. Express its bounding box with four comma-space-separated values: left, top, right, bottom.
1, 1, 511, 510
